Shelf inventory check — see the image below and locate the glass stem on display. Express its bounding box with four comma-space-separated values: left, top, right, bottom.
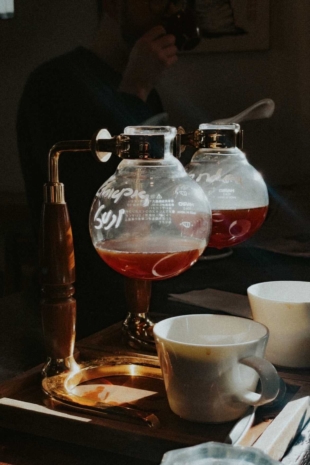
125, 278, 152, 314
122, 278, 156, 351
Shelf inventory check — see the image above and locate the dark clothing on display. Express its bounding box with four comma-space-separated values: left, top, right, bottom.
17, 46, 164, 338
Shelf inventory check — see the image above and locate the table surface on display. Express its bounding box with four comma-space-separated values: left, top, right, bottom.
1, 246, 310, 464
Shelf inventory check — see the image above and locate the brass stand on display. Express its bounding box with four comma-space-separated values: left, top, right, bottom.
42, 355, 161, 428
39, 135, 158, 377
40, 140, 94, 376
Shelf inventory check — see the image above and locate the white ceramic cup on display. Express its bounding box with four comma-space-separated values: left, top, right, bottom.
153, 314, 279, 423
248, 281, 310, 368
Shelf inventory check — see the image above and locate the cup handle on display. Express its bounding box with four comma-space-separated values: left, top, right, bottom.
236, 356, 280, 406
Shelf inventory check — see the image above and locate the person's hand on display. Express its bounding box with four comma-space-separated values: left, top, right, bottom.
119, 26, 178, 102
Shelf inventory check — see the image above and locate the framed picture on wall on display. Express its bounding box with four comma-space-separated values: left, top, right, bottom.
189, 0, 270, 53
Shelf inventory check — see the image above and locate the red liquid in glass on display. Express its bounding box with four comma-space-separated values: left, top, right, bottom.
95, 237, 205, 280
208, 206, 268, 249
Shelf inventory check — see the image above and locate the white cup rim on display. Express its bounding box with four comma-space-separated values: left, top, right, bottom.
153, 314, 268, 347
248, 280, 310, 303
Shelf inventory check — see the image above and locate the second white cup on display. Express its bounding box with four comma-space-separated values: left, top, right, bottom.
248, 281, 310, 368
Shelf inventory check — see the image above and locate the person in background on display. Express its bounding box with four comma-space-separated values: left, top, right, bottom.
16, 0, 182, 338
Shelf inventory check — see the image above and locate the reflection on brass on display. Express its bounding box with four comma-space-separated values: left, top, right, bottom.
118, 134, 165, 160
92, 131, 167, 161
48, 140, 91, 184
122, 313, 156, 352
175, 126, 186, 157
181, 129, 238, 149
42, 355, 162, 428
91, 128, 115, 162
44, 140, 91, 205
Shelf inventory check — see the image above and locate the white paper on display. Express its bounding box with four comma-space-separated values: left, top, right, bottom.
72, 384, 157, 405
0, 397, 91, 422
254, 396, 310, 461
282, 419, 310, 464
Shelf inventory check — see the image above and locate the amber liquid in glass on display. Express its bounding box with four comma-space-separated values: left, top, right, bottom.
208, 206, 268, 249
95, 237, 205, 280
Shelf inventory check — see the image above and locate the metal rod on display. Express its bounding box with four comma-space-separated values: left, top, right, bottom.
48, 140, 91, 183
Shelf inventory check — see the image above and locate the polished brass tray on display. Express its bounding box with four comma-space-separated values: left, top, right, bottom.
42, 355, 162, 428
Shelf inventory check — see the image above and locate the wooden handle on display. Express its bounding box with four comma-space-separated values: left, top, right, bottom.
39, 202, 77, 376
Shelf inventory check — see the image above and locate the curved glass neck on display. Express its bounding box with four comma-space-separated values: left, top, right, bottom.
197, 123, 241, 149
123, 126, 177, 158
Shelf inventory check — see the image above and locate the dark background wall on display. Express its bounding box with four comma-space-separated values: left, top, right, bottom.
1, 0, 310, 194
0, 0, 97, 195
0, 0, 309, 292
